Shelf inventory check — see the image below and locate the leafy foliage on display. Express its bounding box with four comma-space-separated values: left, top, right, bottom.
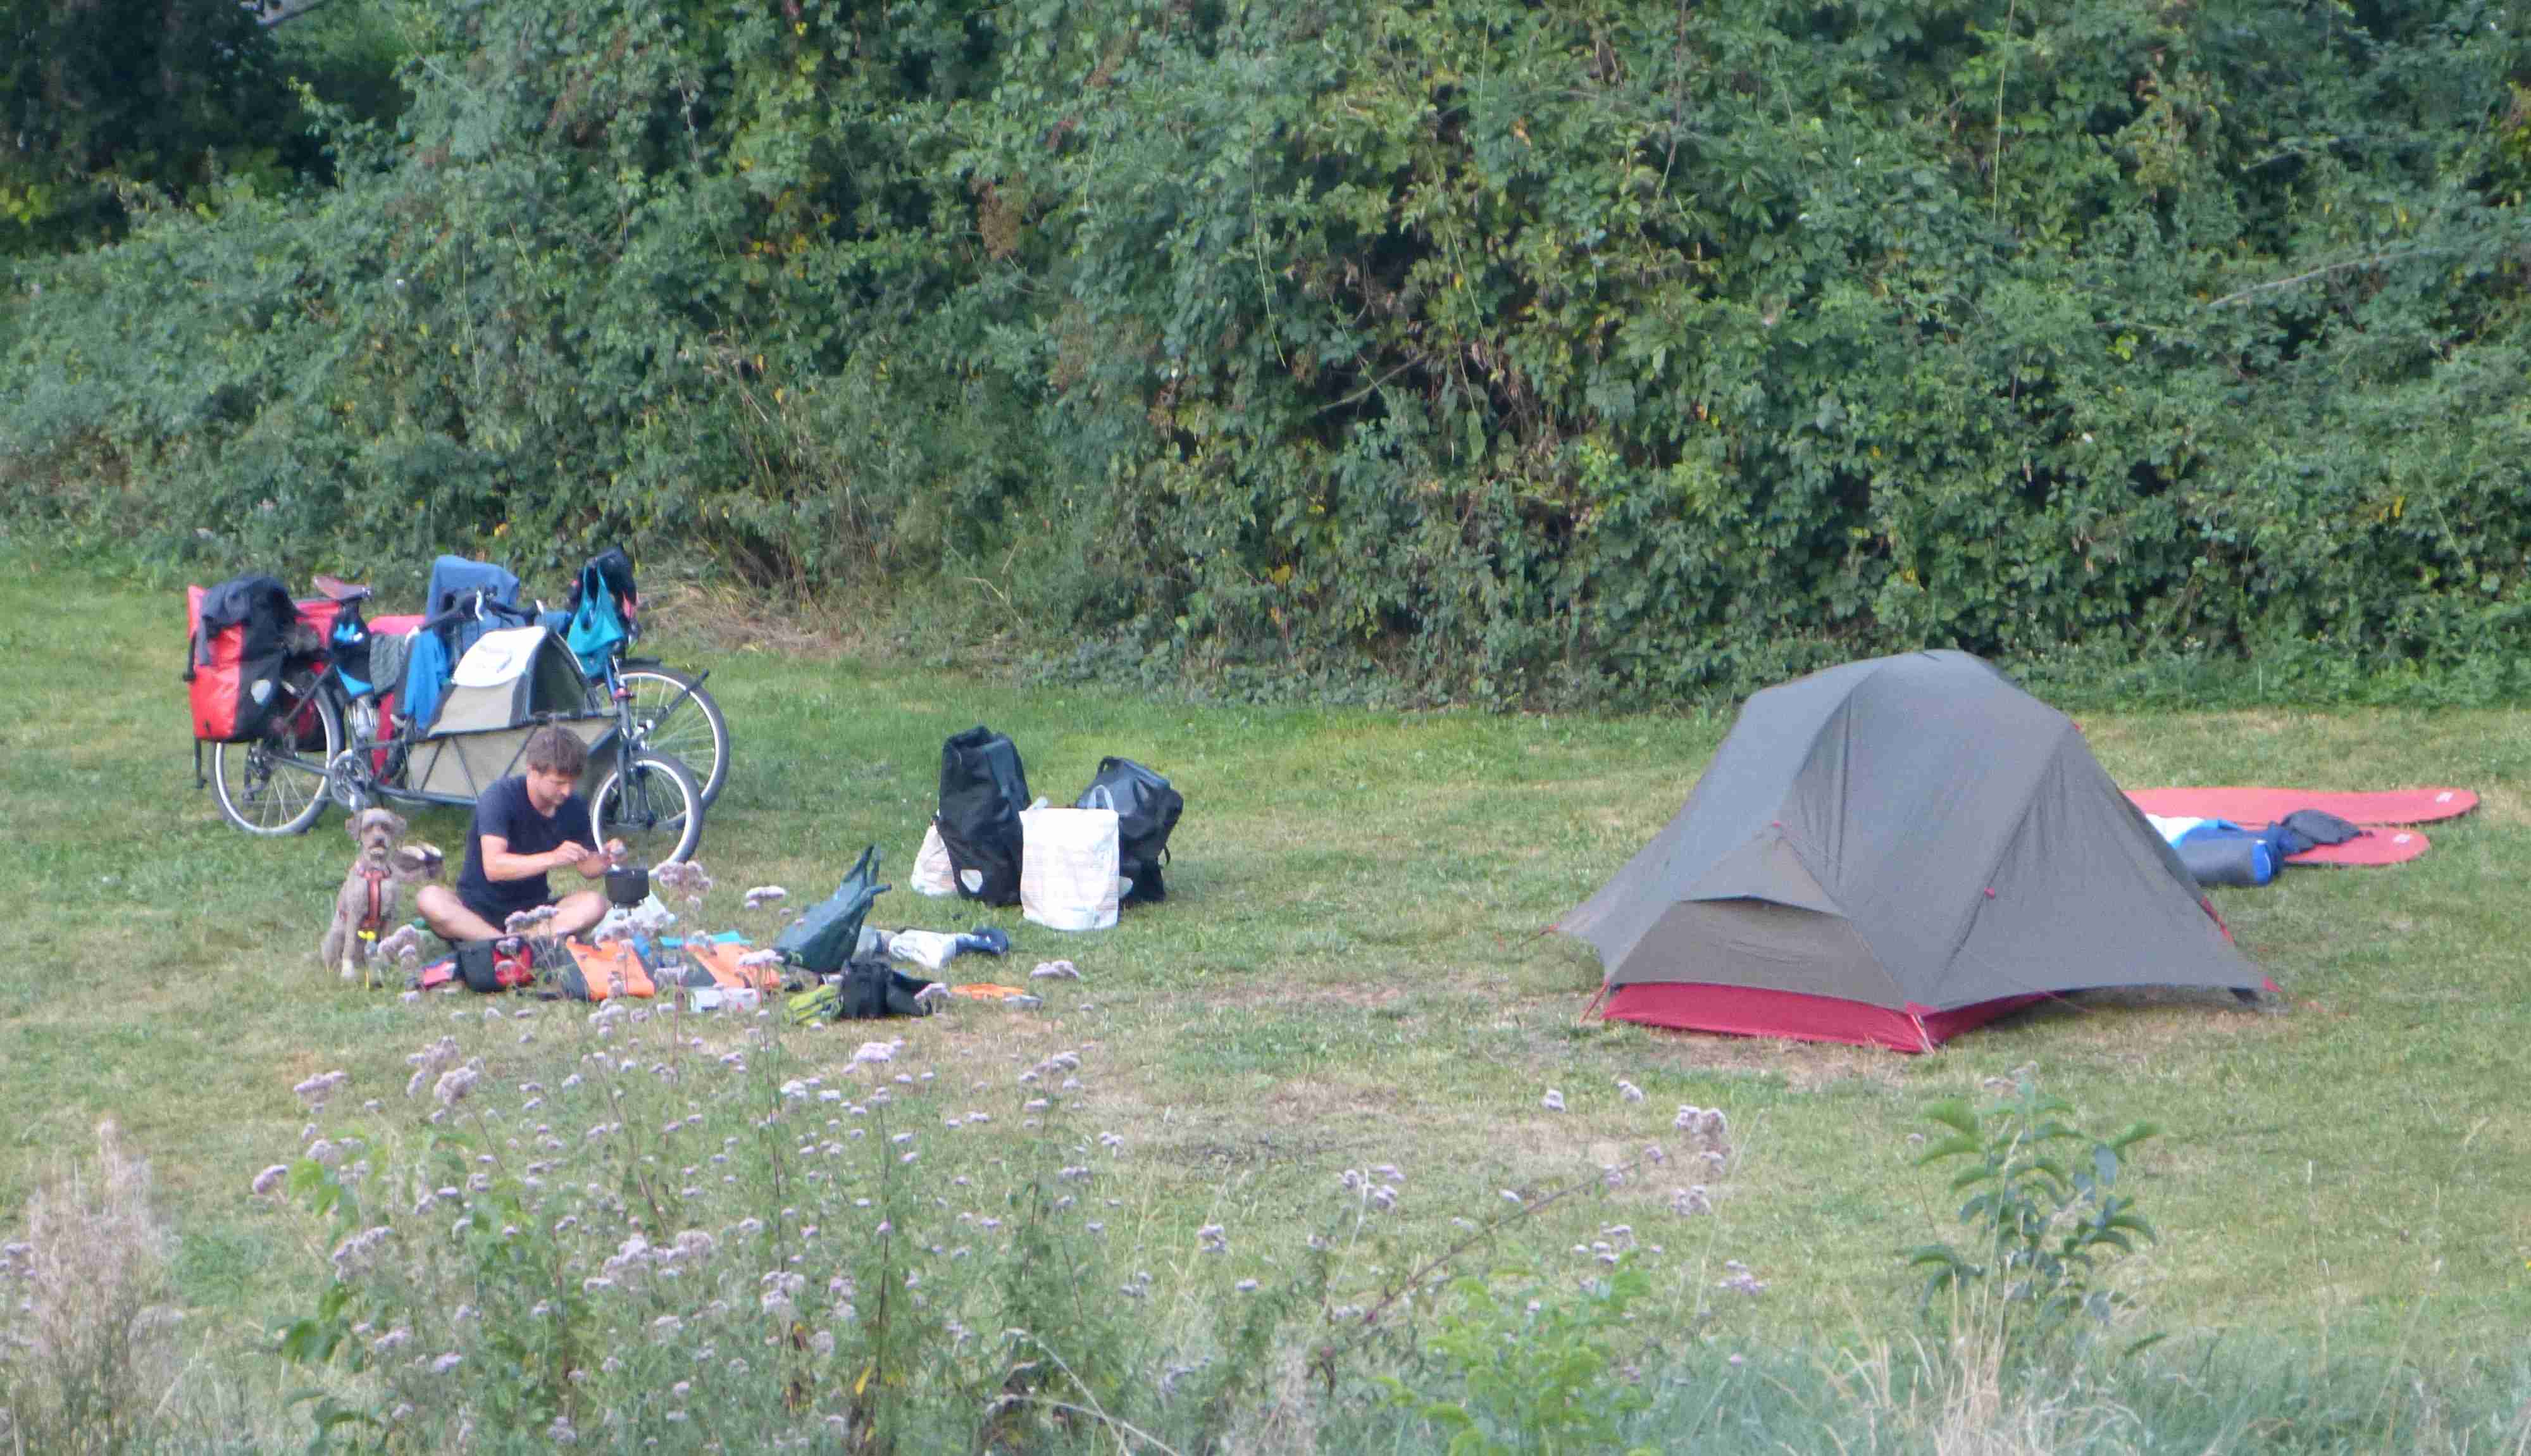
5, 0, 2530, 701
1383, 1264, 1660, 1456
1908, 1072, 2161, 1357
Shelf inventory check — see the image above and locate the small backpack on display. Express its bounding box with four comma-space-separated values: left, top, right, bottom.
184, 574, 301, 743
1076, 757, 1183, 904
935, 726, 1031, 905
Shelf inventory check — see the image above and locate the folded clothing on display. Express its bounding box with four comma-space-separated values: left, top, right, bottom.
888, 926, 1012, 972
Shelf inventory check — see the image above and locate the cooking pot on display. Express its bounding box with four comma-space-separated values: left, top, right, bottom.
605, 862, 649, 908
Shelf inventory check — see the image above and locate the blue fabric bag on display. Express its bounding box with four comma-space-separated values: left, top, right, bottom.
399, 628, 452, 733
564, 563, 630, 678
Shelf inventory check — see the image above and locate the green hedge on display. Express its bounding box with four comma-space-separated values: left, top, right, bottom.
5, 0, 2528, 703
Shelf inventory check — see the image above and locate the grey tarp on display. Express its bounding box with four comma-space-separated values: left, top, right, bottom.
1560, 651, 2260, 1050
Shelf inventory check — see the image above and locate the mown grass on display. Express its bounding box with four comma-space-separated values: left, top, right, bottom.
3, 557, 2528, 1441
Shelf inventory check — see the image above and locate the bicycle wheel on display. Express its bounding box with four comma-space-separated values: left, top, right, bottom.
209, 672, 342, 836
590, 750, 704, 869
604, 666, 730, 808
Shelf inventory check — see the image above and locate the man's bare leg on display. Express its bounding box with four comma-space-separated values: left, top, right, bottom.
547, 890, 607, 939
417, 885, 502, 943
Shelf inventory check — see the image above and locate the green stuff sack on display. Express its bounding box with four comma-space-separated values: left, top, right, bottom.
774, 846, 886, 977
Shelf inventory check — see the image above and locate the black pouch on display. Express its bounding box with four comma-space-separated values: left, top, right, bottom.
833, 955, 935, 1019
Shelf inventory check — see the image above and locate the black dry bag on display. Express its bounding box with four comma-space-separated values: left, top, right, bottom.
1075, 757, 1183, 904
936, 726, 1030, 905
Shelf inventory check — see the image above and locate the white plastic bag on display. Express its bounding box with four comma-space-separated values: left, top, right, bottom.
912, 821, 957, 897
1019, 805, 1119, 932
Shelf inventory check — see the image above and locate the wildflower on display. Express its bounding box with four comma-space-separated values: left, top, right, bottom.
293, 1070, 349, 1107
1236, 1278, 1259, 1293
307, 1140, 342, 1167
850, 1042, 894, 1066
1501, 1190, 1524, 1205
1372, 1163, 1405, 1183
1098, 1131, 1121, 1150
251, 1164, 288, 1195
1197, 1224, 1228, 1254
809, 1329, 835, 1357
433, 1066, 480, 1107
653, 1316, 683, 1337
743, 885, 787, 909
1670, 1186, 1713, 1217
430, 1352, 463, 1374
1369, 1185, 1398, 1212
1601, 1165, 1626, 1189
1541, 1090, 1566, 1112
1029, 959, 1081, 980
1617, 1079, 1645, 1102
1717, 1262, 1766, 1297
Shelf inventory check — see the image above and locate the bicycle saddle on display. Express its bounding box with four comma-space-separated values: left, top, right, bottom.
311, 575, 374, 604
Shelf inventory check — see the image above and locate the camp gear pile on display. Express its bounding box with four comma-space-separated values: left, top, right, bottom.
929, 730, 1186, 921
1559, 650, 2263, 1053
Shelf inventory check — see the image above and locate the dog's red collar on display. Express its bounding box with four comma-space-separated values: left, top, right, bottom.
358, 865, 392, 936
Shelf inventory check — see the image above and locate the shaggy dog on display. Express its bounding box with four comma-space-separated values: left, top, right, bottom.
318, 809, 444, 986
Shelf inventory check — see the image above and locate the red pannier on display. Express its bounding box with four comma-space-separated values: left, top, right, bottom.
183, 575, 302, 743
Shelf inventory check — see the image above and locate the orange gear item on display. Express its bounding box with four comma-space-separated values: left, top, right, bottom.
681, 940, 783, 992
554, 939, 655, 1001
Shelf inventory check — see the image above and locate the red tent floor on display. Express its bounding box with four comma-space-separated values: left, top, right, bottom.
1601, 983, 2046, 1054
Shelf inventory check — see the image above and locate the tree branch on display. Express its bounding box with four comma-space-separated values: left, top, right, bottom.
2205, 247, 2450, 308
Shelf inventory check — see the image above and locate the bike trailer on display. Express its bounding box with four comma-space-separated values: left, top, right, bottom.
402, 626, 613, 799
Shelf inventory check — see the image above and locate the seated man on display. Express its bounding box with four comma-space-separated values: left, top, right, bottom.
418, 725, 624, 947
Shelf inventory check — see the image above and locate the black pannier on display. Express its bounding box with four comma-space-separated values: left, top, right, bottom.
936, 725, 1030, 906
1076, 757, 1183, 904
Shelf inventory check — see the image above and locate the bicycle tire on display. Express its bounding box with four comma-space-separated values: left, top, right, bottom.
589, 750, 704, 868
604, 664, 730, 808
209, 671, 342, 836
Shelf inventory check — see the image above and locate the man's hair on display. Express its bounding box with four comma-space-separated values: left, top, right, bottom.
522, 725, 589, 781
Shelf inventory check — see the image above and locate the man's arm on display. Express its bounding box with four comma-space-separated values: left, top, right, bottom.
478, 834, 588, 883
563, 838, 628, 879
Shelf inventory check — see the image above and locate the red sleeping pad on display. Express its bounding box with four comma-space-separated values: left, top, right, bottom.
2126, 787, 2474, 868
2124, 787, 2476, 826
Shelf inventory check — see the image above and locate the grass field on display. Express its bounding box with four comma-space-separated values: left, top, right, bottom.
4, 559, 2528, 1445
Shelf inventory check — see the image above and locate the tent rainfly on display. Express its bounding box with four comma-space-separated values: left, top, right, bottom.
1558, 650, 2265, 1052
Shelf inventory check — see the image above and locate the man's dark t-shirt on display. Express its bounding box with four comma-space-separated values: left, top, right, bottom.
457, 775, 597, 924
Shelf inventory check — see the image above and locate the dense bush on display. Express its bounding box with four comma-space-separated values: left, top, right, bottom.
4, 0, 2528, 702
